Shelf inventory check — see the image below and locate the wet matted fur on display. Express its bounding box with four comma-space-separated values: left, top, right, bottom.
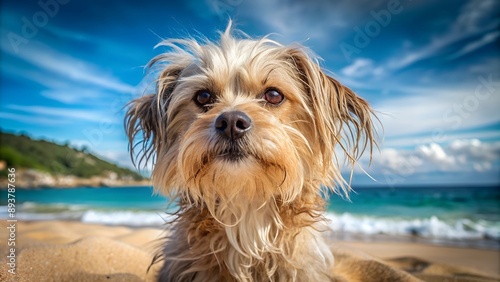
125, 23, 379, 282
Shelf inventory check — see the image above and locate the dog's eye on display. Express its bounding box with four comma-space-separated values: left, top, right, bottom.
195, 90, 213, 107
263, 89, 284, 105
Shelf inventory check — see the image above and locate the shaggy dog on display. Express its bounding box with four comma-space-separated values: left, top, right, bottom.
124, 23, 401, 282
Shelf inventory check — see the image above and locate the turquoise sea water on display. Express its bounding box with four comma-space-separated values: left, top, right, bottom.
1, 185, 499, 249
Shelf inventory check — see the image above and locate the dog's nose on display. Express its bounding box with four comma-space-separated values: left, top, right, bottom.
215, 111, 252, 140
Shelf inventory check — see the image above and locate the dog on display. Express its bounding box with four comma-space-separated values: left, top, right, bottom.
125, 23, 377, 282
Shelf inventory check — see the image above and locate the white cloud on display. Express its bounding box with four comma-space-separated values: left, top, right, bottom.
341, 58, 384, 78
4, 58, 135, 106
469, 57, 500, 74
40, 89, 107, 105
375, 147, 423, 172
383, 129, 500, 149
0, 111, 68, 125
374, 139, 500, 174
0, 40, 136, 94
451, 0, 499, 34
416, 143, 455, 169
341, 58, 372, 77
448, 139, 500, 163
387, 0, 499, 70
448, 31, 500, 60
7, 105, 120, 124
236, 0, 348, 44
48, 26, 94, 42
374, 86, 500, 140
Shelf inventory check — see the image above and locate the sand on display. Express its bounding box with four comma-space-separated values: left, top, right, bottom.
0, 220, 498, 282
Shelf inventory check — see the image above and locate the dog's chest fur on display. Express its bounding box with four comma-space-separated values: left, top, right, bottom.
158, 198, 334, 282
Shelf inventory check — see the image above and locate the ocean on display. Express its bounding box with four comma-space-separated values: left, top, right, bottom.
1, 185, 499, 249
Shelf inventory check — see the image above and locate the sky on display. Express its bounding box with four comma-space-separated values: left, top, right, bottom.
0, 0, 499, 186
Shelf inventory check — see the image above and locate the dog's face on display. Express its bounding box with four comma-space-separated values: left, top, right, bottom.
126, 27, 375, 214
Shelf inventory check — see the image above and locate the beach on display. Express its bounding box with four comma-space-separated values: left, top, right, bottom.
1, 220, 498, 282
1, 186, 499, 281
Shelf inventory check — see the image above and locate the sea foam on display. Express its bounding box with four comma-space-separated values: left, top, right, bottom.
325, 212, 500, 240
81, 210, 173, 226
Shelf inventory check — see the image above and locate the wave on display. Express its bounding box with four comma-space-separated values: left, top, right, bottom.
2, 203, 499, 242
325, 212, 500, 240
81, 210, 173, 226
1, 202, 91, 221
0, 203, 174, 227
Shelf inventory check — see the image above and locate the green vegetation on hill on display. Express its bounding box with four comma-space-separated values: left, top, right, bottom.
0, 131, 144, 180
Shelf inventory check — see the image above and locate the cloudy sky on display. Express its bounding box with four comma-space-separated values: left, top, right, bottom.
1, 0, 499, 186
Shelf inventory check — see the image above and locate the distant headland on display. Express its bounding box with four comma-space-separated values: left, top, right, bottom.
0, 131, 150, 189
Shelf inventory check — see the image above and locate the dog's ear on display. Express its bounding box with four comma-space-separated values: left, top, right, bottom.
287, 48, 376, 185
124, 65, 183, 168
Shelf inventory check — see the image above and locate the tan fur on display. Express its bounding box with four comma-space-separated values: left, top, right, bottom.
125, 23, 376, 282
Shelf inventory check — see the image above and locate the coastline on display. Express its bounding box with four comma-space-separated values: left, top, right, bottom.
0, 169, 151, 189
0, 220, 498, 281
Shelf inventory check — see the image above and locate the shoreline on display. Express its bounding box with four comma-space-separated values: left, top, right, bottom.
0, 169, 151, 189
5, 213, 498, 251
16, 218, 498, 251
3, 199, 498, 251
0, 181, 152, 190
0, 220, 498, 281
327, 230, 500, 251
13, 218, 499, 251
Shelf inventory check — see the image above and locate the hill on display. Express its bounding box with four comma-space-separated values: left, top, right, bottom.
0, 131, 148, 188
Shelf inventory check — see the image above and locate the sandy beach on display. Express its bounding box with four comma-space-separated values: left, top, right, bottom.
0, 220, 498, 282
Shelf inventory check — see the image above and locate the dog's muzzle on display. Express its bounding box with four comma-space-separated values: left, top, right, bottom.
215, 111, 252, 141
214, 111, 252, 161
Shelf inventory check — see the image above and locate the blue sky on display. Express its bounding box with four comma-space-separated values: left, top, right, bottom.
1, 0, 499, 186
